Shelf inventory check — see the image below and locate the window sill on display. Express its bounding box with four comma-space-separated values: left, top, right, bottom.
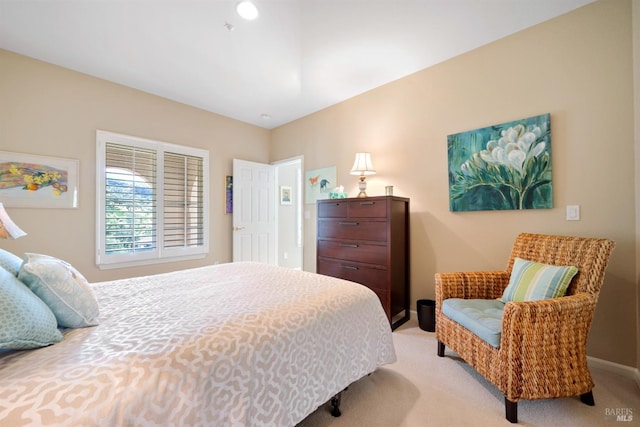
97, 253, 206, 270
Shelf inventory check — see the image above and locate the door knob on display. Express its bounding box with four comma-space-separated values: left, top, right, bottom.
233, 226, 245, 231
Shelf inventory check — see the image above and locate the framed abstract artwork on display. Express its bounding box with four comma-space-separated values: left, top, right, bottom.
447, 113, 552, 212
305, 166, 336, 205
0, 151, 79, 208
225, 175, 233, 214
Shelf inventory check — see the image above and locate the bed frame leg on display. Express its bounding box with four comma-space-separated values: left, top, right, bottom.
330, 391, 342, 417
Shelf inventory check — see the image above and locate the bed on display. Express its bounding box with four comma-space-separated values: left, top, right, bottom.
0, 260, 396, 426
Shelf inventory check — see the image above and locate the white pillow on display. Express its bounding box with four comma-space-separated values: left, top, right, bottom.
18, 253, 100, 329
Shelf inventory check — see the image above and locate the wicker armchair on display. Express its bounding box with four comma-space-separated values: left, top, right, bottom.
435, 233, 615, 423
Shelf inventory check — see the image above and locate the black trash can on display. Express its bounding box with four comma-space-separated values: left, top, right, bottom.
417, 299, 436, 332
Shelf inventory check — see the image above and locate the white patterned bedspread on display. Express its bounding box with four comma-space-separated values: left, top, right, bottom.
0, 262, 396, 426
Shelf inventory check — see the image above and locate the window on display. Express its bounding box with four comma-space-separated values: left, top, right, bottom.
96, 131, 209, 269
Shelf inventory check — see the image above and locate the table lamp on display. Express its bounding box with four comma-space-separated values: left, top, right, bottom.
0, 202, 27, 239
350, 152, 376, 198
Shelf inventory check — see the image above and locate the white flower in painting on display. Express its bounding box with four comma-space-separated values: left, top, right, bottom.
478, 124, 546, 174
460, 152, 484, 176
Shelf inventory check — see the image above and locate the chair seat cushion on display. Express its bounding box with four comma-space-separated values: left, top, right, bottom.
442, 298, 505, 348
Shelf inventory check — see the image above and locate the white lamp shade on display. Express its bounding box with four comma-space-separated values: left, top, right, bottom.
350, 152, 376, 176
0, 202, 27, 239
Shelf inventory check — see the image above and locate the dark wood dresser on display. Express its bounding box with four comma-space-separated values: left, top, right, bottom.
316, 196, 410, 330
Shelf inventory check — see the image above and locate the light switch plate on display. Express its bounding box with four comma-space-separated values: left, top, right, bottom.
566, 205, 580, 221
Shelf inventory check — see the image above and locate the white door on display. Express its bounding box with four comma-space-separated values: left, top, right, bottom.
232, 159, 276, 264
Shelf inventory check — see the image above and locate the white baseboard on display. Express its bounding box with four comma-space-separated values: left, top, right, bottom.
409, 310, 640, 389
410, 308, 640, 389
587, 356, 639, 388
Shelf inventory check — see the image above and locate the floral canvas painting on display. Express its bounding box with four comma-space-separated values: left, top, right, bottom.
448, 113, 552, 212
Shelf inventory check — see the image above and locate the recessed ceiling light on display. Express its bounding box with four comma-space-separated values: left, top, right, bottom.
260, 113, 271, 120
237, 1, 258, 20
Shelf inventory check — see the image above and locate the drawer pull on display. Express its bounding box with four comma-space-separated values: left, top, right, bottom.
339, 243, 359, 248
339, 221, 359, 226
359, 201, 375, 205
341, 265, 359, 270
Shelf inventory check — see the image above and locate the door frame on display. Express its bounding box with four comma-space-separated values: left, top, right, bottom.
272, 155, 304, 270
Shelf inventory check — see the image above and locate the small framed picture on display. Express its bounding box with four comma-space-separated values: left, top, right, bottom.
225, 175, 233, 214
0, 150, 79, 208
280, 186, 292, 205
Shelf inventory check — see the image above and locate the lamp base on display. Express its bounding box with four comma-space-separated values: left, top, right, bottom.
357, 176, 368, 197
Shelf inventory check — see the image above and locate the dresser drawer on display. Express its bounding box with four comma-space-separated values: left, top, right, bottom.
316, 196, 410, 331
317, 201, 348, 218
317, 257, 388, 291
317, 219, 387, 242
317, 240, 387, 265
348, 200, 387, 218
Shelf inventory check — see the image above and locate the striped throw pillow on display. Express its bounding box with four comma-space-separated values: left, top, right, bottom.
501, 257, 578, 302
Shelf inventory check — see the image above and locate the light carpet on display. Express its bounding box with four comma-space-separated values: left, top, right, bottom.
299, 319, 639, 426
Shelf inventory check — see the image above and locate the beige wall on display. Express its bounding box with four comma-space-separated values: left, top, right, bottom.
271, 0, 637, 367
0, 49, 271, 282
0, 0, 636, 368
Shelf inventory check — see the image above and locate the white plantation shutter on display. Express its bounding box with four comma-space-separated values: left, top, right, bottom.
97, 131, 209, 269
163, 152, 204, 249
104, 143, 158, 255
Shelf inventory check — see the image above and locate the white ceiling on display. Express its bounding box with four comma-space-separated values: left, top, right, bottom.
0, 0, 595, 129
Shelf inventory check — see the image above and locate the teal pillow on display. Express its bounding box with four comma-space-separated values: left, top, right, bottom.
501, 257, 578, 302
18, 253, 100, 329
0, 248, 22, 276
0, 267, 63, 350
